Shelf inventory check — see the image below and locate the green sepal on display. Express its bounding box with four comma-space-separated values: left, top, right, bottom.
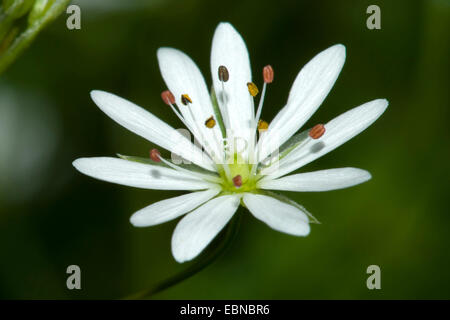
210, 86, 226, 138
27, 0, 51, 24
116, 154, 219, 177
277, 129, 310, 161
259, 190, 321, 224
3, 0, 34, 19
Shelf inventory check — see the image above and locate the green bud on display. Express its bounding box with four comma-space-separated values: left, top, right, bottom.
3, 0, 35, 19
27, 0, 52, 25
0, 0, 70, 74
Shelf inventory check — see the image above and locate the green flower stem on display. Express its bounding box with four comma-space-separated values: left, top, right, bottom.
0, 0, 70, 75
124, 211, 242, 300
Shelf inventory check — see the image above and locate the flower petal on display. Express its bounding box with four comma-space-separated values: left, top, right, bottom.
243, 193, 310, 236
130, 188, 220, 227
257, 44, 346, 162
90, 90, 214, 171
157, 48, 224, 160
261, 99, 388, 179
171, 194, 240, 263
73, 157, 214, 190
210, 22, 254, 158
259, 167, 371, 192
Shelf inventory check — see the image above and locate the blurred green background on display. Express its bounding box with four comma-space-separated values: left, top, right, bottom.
0, 0, 449, 299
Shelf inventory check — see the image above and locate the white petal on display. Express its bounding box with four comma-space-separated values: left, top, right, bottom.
210, 22, 254, 158
73, 157, 214, 190
171, 194, 240, 263
259, 168, 371, 192
130, 188, 220, 227
261, 99, 388, 179
243, 193, 310, 236
257, 44, 346, 162
90, 90, 214, 171
157, 48, 223, 160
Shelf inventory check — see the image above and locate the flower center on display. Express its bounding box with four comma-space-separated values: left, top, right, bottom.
219, 153, 258, 193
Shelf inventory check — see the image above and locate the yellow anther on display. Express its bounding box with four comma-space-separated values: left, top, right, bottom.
205, 116, 216, 128
181, 94, 192, 105
247, 82, 259, 97
257, 119, 269, 131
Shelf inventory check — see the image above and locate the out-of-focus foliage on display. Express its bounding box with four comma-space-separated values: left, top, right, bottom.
0, 0, 70, 74
0, 0, 449, 299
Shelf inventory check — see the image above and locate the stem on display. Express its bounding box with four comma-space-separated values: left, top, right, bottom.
124, 211, 242, 300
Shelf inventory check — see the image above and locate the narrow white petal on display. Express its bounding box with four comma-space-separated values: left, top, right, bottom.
171, 194, 240, 263
259, 167, 371, 192
211, 22, 254, 158
157, 48, 223, 159
243, 193, 310, 236
257, 44, 346, 161
261, 99, 388, 179
90, 90, 214, 171
73, 157, 214, 190
130, 189, 220, 227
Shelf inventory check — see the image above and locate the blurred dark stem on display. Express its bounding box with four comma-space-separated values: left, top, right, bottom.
123, 211, 242, 300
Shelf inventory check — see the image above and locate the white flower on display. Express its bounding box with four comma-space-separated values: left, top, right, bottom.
73, 22, 388, 263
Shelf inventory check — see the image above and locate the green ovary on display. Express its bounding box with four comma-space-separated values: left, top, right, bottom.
218, 153, 258, 193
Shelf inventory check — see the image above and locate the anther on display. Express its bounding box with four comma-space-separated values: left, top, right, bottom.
205, 116, 216, 128
309, 124, 326, 139
263, 65, 274, 83
232, 175, 242, 188
218, 65, 229, 82
149, 148, 161, 162
161, 90, 175, 105
181, 94, 192, 105
257, 119, 269, 131
247, 82, 259, 97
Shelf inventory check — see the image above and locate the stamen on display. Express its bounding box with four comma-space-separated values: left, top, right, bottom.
309, 124, 326, 139
149, 148, 161, 162
161, 90, 194, 132
160, 92, 217, 168
260, 125, 325, 178
205, 116, 216, 128
263, 65, 274, 83
250, 65, 274, 167
177, 99, 223, 170
247, 82, 259, 97
216, 65, 233, 172
161, 90, 175, 105
257, 119, 269, 132
218, 65, 229, 82
183, 104, 218, 165
232, 175, 242, 188
181, 94, 192, 105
